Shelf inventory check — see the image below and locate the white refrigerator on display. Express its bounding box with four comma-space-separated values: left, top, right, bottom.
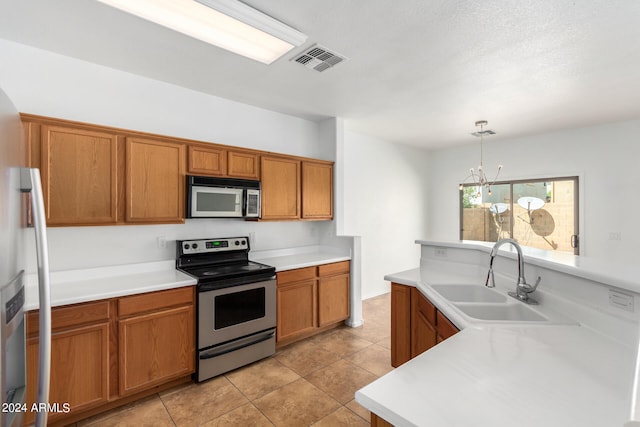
0, 86, 51, 427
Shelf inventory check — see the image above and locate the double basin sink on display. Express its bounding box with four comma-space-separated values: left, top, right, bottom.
429, 284, 550, 323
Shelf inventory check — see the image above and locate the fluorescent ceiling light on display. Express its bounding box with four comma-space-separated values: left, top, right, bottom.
96, 0, 307, 64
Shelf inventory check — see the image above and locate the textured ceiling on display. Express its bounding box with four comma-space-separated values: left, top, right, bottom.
1, 0, 639, 148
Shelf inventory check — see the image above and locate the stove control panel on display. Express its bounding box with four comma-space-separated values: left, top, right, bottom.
179, 237, 249, 255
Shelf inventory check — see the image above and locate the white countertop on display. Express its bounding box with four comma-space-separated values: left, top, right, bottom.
251, 245, 351, 271
357, 265, 637, 426
25, 260, 196, 311
25, 246, 350, 311
357, 325, 634, 427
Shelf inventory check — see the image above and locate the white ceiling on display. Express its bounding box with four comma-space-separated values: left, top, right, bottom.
1, 0, 639, 148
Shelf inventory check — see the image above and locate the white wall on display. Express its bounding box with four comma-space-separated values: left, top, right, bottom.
426, 119, 640, 265
0, 39, 335, 271
342, 130, 430, 299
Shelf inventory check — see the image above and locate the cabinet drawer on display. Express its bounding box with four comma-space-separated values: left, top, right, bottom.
277, 266, 316, 285
413, 288, 436, 326
436, 310, 459, 340
118, 287, 194, 317
27, 300, 111, 336
318, 260, 350, 277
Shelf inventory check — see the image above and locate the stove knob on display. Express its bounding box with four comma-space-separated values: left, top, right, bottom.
192, 243, 198, 249
241, 240, 246, 245
234, 240, 240, 246
184, 244, 190, 250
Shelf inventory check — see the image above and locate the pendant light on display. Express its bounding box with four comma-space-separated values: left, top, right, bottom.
459, 120, 502, 196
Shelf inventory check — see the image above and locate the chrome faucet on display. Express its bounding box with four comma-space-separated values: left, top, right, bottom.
485, 238, 541, 305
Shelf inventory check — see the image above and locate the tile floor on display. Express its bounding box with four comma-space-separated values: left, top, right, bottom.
75, 292, 392, 427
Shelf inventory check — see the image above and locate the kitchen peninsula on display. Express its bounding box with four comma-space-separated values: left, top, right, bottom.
357, 240, 638, 427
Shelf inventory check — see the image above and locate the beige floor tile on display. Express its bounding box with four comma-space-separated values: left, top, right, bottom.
225, 357, 300, 400
310, 328, 373, 358
311, 406, 370, 427
200, 403, 274, 427
376, 335, 391, 349
160, 376, 248, 426
348, 344, 393, 377
344, 320, 390, 343
274, 339, 342, 376
305, 359, 378, 404
253, 378, 340, 426
78, 395, 173, 427
345, 399, 370, 422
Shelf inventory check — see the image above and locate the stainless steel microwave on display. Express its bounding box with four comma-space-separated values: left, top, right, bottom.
186, 176, 261, 218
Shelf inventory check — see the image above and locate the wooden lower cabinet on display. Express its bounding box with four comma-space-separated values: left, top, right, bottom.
118, 305, 194, 395
25, 287, 195, 426
277, 261, 350, 345
391, 283, 459, 367
277, 276, 317, 342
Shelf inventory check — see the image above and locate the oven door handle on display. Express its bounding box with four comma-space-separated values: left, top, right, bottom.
200, 329, 275, 360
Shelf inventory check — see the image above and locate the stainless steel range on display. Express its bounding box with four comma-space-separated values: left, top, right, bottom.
176, 237, 276, 382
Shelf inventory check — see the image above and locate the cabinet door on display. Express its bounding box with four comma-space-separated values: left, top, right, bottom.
301, 161, 333, 219
261, 156, 300, 219
318, 274, 350, 327
436, 310, 459, 342
41, 125, 118, 225
411, 287, 437, 358
276, 280, 317, 342
119, 305, 194, 395
188, 145, 226, 176
25, 323, 110, 425
126, 137, 185, 223
228, 151, 259, 179
391, 283, 411, 367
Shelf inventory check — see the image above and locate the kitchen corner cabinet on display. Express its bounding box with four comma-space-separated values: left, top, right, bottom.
24, 287, 195, 426
25, 301, 111, 425
277, 261, 350, 345
261, 156, 301, 220
391, 283, 459, 367
125, 137, 185, 223
39, 125, 119, 226
301, 161, 333, 220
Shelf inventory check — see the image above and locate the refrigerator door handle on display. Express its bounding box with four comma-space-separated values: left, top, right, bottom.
21, 168, 51, 427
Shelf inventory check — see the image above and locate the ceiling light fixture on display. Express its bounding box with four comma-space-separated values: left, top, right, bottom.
96, 0, 307, 64
459, 120, 502, 196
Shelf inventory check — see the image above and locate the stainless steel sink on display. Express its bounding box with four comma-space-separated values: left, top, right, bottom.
431, 284, 507, 303
455, 303, 548, 322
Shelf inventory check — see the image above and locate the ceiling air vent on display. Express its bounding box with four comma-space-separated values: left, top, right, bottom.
292, 44, 347, 72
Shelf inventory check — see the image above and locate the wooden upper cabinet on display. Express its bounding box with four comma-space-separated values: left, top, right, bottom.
188, 145, 226, 176
40, 125, 118, 225
301, 161, 333, 220
187, 144, 259, 179
261, 156, 300, 220
228, 150, 259, 179
126, 137, 185, 223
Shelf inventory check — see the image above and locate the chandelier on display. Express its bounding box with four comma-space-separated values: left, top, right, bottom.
459, 120, 502, 196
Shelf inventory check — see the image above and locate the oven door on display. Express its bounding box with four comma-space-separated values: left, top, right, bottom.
189, 186, 243, 218
198, 278, 276, 350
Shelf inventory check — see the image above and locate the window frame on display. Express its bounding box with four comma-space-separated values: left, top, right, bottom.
459, 176, 580, 255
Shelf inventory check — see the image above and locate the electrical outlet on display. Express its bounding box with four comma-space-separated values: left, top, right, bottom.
434, 247, 447, 257
249, 232, 256, 245
156, 236, 167, 249
609, 288, 634, 312
608, 232, 622, 241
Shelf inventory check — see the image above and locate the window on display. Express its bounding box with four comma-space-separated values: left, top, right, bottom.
460, 177, 579, 254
